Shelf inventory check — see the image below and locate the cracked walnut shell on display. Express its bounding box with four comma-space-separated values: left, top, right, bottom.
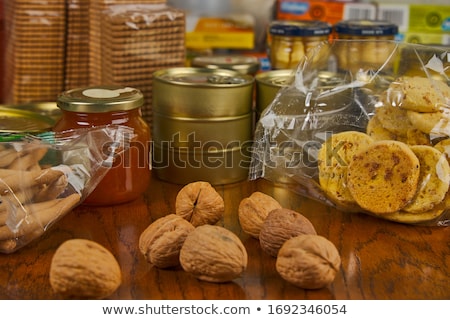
176, 181, 224, 227
139, 214, 195, 268
238, 191, 282, 239
276, 234, 341, 289
49, 239, 122, 299
179, 225, 248, 283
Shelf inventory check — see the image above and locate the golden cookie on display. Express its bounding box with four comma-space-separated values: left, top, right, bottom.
318, 131, 374, 208
402, 145, 450, 213
366, 114, 399, 141
382, 208, 444, 224
347, 140, 420, 214
387, 76, 450, 113
406, 110, 444, 134
405, 128, 431, 146
375, 104, 414, 136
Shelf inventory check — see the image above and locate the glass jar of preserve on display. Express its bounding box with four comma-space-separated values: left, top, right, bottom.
268, 20, 332, 70
54, 86, 150, 206
333, 20, 398, 72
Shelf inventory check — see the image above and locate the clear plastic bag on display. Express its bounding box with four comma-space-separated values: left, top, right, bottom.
250, 40, 450, 226
0, 125, 133, 253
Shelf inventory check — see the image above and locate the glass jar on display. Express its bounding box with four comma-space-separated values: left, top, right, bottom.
268, 20, 332, 69
333, 20, 399, 72
54, 86, 150, 206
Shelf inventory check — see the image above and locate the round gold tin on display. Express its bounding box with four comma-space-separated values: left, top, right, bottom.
255, 69, 295, 118
152, 67, 254, 185
191, 55, 261, 75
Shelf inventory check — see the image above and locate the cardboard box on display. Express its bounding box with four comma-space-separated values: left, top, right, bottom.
276, 0, 377, 25
401, 32, 450, 46
377, 3, 450, 34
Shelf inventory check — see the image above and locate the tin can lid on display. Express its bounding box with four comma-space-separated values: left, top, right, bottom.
57, 86, 144, 113
334, 20, 398, 36
269, 20, 332, 37
255, 69, 295, 88
0, 106, 55, 133
192, 55, 261, 75
153, 67, 254, 87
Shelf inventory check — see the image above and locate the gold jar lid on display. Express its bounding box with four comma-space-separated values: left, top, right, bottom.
0, 106, 55, 134
57, 86, 144, 113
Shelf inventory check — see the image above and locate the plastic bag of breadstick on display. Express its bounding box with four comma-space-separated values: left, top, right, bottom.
0, 125, 133, 253
249, 40, 450, 226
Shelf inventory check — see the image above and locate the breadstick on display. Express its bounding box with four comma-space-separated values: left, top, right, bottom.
7, 146, 47, 171
0, 167, 65, 194
0, 193, 81, 241
33, 174, 68, 203
0, 148, 21, 168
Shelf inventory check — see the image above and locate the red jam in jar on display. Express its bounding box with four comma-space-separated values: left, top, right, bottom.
54, 86, 150, 206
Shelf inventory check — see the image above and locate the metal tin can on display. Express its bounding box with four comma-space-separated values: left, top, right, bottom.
268, 20, 332, 69
333, 20, 399, 72
191, 55, 261, 76
255, 69, 295, 119
54, 86, 151, 206
152, 67, 254, 185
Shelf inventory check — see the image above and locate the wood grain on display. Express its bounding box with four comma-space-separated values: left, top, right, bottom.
0, 173, 449, 299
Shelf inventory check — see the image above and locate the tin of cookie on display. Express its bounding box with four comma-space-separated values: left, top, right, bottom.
402, 145, 450, 213
318, 131, 374, 208
347, 140, 420, 214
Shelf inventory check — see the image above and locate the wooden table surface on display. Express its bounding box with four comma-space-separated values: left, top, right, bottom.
1, 172, 449, 300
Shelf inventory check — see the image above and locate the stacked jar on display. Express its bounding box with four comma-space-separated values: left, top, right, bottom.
268, 20, 332, 70
333, 20, 399, 72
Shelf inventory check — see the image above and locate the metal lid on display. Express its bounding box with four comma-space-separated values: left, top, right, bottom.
153, 67, 254, 88
0, 106, 55, 133
57, 86, 144, 113
334, 20, 398, 36
255, 69, 295, 88
192, 55, 261, 75
269, 20, 332, 37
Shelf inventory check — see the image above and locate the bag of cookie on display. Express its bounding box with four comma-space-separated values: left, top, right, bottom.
0, 125, 133, 253
250, 40, 450, 226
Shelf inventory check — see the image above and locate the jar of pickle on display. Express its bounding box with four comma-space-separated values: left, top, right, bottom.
333, 20, 398, 72
268, 20, 332, 70
54, 86, 150, 206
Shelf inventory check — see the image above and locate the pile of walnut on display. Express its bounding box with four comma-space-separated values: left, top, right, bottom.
139, 181, 341, 290
0, 144, 81, 253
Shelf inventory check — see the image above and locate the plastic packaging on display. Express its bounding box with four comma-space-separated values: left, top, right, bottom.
0, 125, 133, 253
250, 40, 450, 226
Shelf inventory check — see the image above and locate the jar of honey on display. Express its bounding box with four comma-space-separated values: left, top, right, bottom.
268, 20, 332, 69
54, 86, 150, 206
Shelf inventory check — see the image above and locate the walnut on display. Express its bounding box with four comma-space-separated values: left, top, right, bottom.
139, 214, 195, 268
238, 191, 282, 239
175, 181, 224, 226
276, 234, 341, 289
179, 225, 248, 283
259, 208, 317, 257
49, 239, 122, 299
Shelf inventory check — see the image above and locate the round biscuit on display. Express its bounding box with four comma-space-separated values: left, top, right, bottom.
375, 104, 414, 136
366, 114, 399, 141
402, 145, 450, 213
347, 140, 420, 214
406, 110, 445, 134
387, 76, 450, 113
318, 131, 374, 208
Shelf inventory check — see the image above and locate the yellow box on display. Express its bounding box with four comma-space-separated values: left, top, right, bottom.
185, 16, 255, 50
